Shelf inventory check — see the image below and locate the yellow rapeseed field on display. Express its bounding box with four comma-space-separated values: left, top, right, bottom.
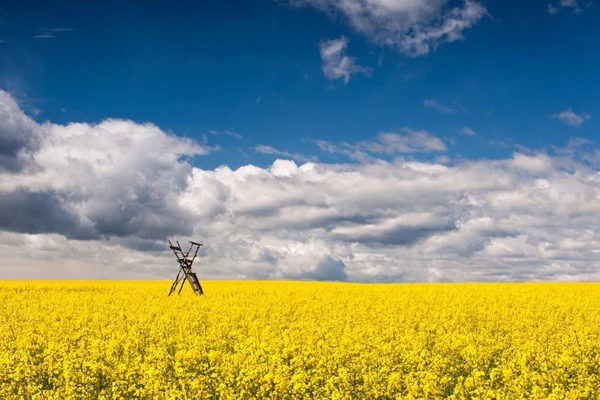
1, 281, 600, 399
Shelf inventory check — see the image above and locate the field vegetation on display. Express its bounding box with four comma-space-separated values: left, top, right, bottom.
1, 281, 599, 399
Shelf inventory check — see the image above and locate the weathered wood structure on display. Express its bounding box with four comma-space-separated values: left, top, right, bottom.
167, 239, 204, 296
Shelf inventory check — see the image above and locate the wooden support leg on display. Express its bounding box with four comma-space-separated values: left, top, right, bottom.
168, 269, 183, 296
177, 273, 187, 294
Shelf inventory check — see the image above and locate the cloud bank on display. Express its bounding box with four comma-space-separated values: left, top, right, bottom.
1, 91, 600, 282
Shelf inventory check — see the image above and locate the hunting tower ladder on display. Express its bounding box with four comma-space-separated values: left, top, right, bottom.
168, 239, 204, 296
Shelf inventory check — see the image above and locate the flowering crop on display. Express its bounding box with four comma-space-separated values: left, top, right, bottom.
1, 281, 600, 399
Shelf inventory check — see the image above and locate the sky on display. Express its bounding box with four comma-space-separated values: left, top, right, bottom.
1, 0, 600, 282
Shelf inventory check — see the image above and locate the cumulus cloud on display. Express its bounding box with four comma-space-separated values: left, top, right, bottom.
319, 36, 370, 83
0, 90, 216, 246
307, 256, 348, 281
0, 91, 43, 172
285, 0, 487, 57
0, 190, 97, 239
3, 90, 600, 282
549, 108, 591, 126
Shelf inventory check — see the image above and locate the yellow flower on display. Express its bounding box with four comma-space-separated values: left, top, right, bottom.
1, 280, 599, 399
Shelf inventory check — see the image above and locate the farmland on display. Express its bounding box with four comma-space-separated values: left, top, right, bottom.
1, 281, 600, 399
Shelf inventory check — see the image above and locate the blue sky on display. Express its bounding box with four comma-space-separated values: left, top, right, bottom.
1, 0, 598, 170
2, 0, 600, 281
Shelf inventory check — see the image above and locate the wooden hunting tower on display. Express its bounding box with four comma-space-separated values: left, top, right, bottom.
167, 239, 204, 296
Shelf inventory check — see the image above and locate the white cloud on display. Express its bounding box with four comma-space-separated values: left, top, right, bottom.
209, 129, 243, 139
3, 90, 600, 282
319, 36, 370, 83
361, 129, 447, 153
317, 129, 447, 161
316, 140, 374, 163
255, 144, 316, 163
508, 153, 552, 174
398, 0, 488, 56
286, 0, 487, 57
0, 90, 216, 242
34, 28, 74, 39
424, 99, 464, 114
549, 108, 591, 127
547, 0, 586, 13
33, 33, 55, 39
39, 28, 74, 32
0, 91, 43, 172
461, 127, 476, 136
